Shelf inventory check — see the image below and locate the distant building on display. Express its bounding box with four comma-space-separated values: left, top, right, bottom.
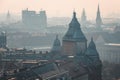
51, 35, 61, 53
81, 8, 87, 27
98, 43, 120, 64
95, 34, 120, 64
22, 8, 47, 28
96, 4, 103, 30
0, 31, 7, 48
6, 10, 11, 24
6, 11, 10, 20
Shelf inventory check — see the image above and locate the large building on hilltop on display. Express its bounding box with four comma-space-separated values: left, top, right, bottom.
22, 8, 47, 28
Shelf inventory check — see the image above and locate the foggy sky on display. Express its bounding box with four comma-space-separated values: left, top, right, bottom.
0, 0, 120, 19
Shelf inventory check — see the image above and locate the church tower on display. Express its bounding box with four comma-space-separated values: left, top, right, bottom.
81, 8, 87, 25
51, 35, 61, 53
6, 11, 11, 23
96, 4, 102, 28
62, 11, 87, 56
86, 37, 102, 80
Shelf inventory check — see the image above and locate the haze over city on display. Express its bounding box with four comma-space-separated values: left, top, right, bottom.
0, 0, 120, 19
0, 0, 120, 80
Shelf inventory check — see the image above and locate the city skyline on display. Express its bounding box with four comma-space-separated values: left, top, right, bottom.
0, 0, 120, 19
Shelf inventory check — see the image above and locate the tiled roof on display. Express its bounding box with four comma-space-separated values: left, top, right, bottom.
63, 12, 87, 42
59, 60, 88, 79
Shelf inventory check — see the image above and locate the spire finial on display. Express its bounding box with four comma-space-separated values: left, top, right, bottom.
73, 9, 76, 18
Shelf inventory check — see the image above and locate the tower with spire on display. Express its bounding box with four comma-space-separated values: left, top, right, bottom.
96, 4, 102, 28
86, 37, 100, 61
50, 12, 102, 80
86, 37, 102, 80
62, 11, 87, 56
6, 11, 11, 23
81, 8, 87, 26
51, 35, 61, 53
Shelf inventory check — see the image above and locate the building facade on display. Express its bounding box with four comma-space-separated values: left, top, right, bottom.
22, 8, 47, 28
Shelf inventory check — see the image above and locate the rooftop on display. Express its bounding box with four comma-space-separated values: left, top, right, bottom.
104, 43, 120, 46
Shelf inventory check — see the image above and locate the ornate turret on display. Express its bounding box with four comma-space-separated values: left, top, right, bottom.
86, 37, 99, 57
62, 11, 87, 56
86, 37, 102, 80
96, 4, 102, 28
51, 35, 61, 53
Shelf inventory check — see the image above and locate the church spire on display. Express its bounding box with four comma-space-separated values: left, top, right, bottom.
98, 4, 100, 13
51, 35, 61, 53
7, 10, 10, 20
89, 37, 96, 49
62, 12, 87, 55
53, 35, 61, 46
86, 37, 99, 57
96, 4, 102, 28
81, 8, 87, 23
63, 12, 87, 41
73, 10, 76, 18
69, 11, 80, 29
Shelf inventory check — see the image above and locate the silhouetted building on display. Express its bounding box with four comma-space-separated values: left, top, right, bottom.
61, 12, 102, 80
96, 4, 102, 29
6, 10, 11, 23
86, 38, 102, 80
22, 8, 47, 28
62, 11, 87, 56
51, 35, 61, 53
6, 11, 10, 20
81, 8, 87, 27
